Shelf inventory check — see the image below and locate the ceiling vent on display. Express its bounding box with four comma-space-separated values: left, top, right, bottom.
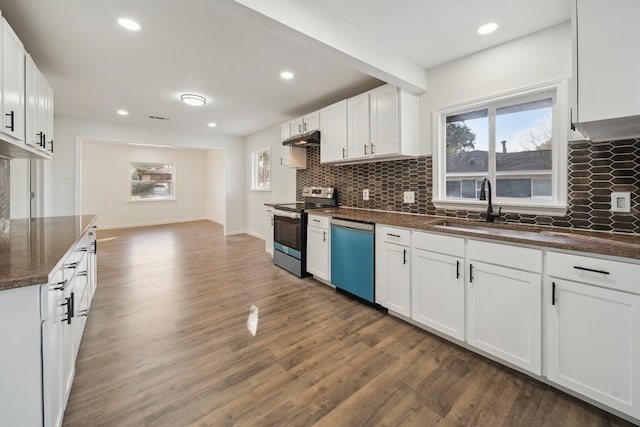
148, 115, 170, 121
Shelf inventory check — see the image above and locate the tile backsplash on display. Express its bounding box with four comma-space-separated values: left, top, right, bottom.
297, 139, 640, 234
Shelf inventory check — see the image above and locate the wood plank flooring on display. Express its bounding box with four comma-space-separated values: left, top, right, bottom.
63, 220, 633, 426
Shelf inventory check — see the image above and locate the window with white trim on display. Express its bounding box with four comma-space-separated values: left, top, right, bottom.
129, 162, 175, 201
433, 81, 568, 215
251, 148, 271, 191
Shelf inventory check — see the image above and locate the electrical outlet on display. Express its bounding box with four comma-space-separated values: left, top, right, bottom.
403, 191, 415, 203
363, 189, 369, 201
610, 192, 631, 213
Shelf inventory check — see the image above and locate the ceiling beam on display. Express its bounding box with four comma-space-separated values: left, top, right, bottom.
224, 0, 428, 94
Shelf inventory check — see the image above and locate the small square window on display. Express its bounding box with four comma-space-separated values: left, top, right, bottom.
129, 163, 175, 201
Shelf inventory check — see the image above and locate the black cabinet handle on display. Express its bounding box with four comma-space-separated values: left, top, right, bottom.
48, 139, 54, 153
469, 264, 474, 283
70, 292, 75, 319
552, 281, 556, 306
51, 279, 67, 292
403, 249, 407, 265
364, 144, 368, 155
312, 219, 321, 223
371, 143, 375, 154
323, 231, 327, 242
456, 260, 460, 279
62, 296, 72, 324
37, 132, 44, 147
342, 147, 346, 159
387, 233, 401, 238
5, 111, 14, 131
573, 265, 610, 275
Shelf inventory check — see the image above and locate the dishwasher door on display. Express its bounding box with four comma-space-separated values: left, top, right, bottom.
330, 219, 375, 303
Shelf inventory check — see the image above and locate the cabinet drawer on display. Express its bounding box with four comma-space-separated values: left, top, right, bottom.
468, 239, 542, 273
546, 251, 640, 294
378, 225, 410, 246
308, 214, 329, 229
412, 230, 464, 256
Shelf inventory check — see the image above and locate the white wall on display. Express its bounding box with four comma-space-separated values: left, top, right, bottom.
52, 116, 246, 234
206, 149, 225, 225
244, 123, 297, 239
9, 159, 30, 219
419, 23, 572, 154
80, 142, 208, 228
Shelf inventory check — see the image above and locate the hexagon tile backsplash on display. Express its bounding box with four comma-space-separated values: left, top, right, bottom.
296, 139, 640, 234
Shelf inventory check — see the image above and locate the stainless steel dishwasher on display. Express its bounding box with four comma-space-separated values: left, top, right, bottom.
330, 219, 375, 303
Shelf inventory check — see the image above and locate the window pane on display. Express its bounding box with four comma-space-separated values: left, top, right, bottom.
461, 180, 478, 199
495, 178, 531, 198
445, 109, 488, 200
532, 179, 552, 198
446, 180, 461, 198
252, 149, 271, 191
495, 98, 552, 198
130, 163, 174, 200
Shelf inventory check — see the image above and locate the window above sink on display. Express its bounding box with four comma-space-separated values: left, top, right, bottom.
432, 79, 569, 217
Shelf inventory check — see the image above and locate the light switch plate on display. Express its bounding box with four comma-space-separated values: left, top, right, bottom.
403, 191, 415, 203
610, 192, 631, 213
363, 189, 369, 201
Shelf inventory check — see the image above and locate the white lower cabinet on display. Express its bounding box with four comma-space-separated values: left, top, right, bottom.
411, 232, 465, 341
375, 226, 411, 317
265, 208, 274, 256
466, 240, 542, 374
546, 251, 640, 419
306, 215, 330, 281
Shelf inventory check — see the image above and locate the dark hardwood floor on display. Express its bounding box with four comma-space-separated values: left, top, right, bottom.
63, 221, 633, 426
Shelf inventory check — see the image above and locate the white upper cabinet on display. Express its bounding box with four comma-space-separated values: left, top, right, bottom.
319, 100, 347, 163
290, 111, 319, 136
572, 0, 640, 141
280, 121, 306, 168
1, 17, 25, 143
0, 17, 53, 159
347, 93, 370, 160
26, 54, 54, 155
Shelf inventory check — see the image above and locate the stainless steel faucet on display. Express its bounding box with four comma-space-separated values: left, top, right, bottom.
479, 178, 501, 222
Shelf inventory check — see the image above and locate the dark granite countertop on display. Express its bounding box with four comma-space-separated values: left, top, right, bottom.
0, 215, 97, 291
309, 208, 640, 262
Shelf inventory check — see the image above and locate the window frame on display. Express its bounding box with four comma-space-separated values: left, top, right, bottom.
251, 147, 271, 192
432, 79, 569, 216
128, 161, 176, 202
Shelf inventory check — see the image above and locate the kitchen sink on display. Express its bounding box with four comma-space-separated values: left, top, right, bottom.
429, 220, 544, 239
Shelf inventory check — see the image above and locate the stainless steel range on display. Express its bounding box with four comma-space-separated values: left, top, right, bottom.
272, 187, 337, 277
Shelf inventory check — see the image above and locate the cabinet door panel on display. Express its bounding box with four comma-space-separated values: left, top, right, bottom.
306, 225, 329, 281
547, 279, 640, 418
320, 100, 347, 163
379, 242, 410, 316
467, 261, 541, 374
370, 85, 398, 156
347, 93, 370, 159
2, 19, 26, 142
412, 249, 464, 340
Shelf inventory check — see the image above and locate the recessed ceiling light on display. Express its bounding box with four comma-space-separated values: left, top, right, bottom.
180, 94, 206, 106
208, 122, 217, 128
118, 18, 141, 31
280, 71, 294, 80
477, 22, 498, 35
117, 109, 129, 116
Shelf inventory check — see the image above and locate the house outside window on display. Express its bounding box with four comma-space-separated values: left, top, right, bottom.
129, 162, 175, 201
252, 148, 271, 191
433, 80, 568, 216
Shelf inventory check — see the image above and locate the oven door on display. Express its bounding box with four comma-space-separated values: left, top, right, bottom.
273, 210, 303, 257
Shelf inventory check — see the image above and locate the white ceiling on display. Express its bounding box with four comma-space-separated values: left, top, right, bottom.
0, 0, 570, 137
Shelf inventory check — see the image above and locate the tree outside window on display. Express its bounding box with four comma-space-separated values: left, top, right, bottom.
252, 149, 271, 191
129, 163, 175, 200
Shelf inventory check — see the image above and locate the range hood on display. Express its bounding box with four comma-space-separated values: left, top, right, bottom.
282, 130, 320, 147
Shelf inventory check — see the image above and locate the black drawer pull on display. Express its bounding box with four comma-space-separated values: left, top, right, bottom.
552, 282, 556, 305
469, 264, 474, 283
403, 249, 407, 265
386, 233, 401, 238
456, 260, 460, 279
5, 111, 14, 131
573, 266, 610, 275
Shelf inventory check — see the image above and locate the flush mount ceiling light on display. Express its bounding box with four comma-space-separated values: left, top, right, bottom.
180, 94, 206, 106
117, 18, 141, 31
117, 109, 129, 116
208, 122, 217, 128
477, 22, 498, 35
280, 71, 294, 80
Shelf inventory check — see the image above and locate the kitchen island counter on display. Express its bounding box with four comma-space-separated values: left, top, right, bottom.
0, 215, 97, 291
